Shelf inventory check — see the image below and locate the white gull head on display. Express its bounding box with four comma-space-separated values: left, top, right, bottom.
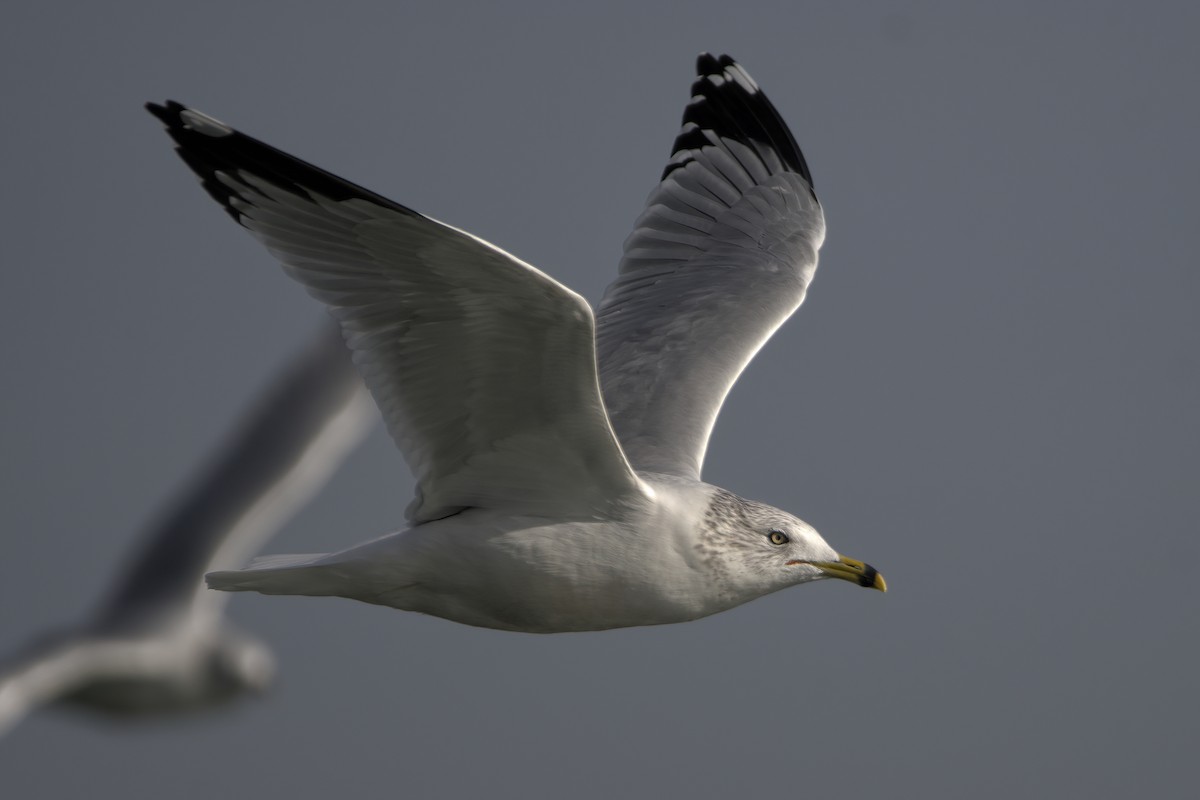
693, 485, 883, 610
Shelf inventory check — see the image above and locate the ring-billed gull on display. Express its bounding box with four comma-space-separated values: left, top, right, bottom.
147, 53, 884, 634
0, 326, 373, 734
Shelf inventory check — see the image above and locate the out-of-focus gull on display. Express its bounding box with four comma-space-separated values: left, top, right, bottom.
147, 53, 885, 635
0, 326, 373, 734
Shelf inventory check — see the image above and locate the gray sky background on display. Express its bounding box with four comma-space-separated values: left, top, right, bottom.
1, 2, 1197, 797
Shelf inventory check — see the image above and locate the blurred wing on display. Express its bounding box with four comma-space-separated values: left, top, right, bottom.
0, 637, 114, 736
147, 102, 649, 523
97, 324, 374, 622
596, 54, 826, 480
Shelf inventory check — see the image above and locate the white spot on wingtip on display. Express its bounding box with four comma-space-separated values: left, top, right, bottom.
726, 65, 760, 94
180, 108, 233, 137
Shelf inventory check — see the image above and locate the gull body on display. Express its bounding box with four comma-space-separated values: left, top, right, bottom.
150, 54, 885, 636
0, 327, 374, 734
214, 476, 838, 633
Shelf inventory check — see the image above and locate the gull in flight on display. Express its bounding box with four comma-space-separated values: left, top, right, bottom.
147, 53, 885, 635
0, 327, 373, 734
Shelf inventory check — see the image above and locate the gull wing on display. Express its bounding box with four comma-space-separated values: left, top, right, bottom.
95, 325, 373, 622
0, 636, 128, 736
147, 103, 650, 523
596, 54, 826, 480
0, 328, 367, 735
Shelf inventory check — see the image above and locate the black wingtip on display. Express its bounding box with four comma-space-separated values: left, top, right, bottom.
145, 100, 186, 125
666, 54, 815, 197
695, 52, 737, 75
146, 97, 419, 227
144, 101, 169, 122
145, 99, 245, 223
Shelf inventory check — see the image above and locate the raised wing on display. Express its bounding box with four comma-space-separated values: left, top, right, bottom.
96, 324, 374, 622
147, 102, 649, 523
596, 54, 826, 479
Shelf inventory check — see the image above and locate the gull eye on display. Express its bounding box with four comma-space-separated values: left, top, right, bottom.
768, 530, 789, 546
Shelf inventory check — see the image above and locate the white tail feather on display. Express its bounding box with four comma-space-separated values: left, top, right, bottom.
246, 553, 326, 570
206, 553, 338, 596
